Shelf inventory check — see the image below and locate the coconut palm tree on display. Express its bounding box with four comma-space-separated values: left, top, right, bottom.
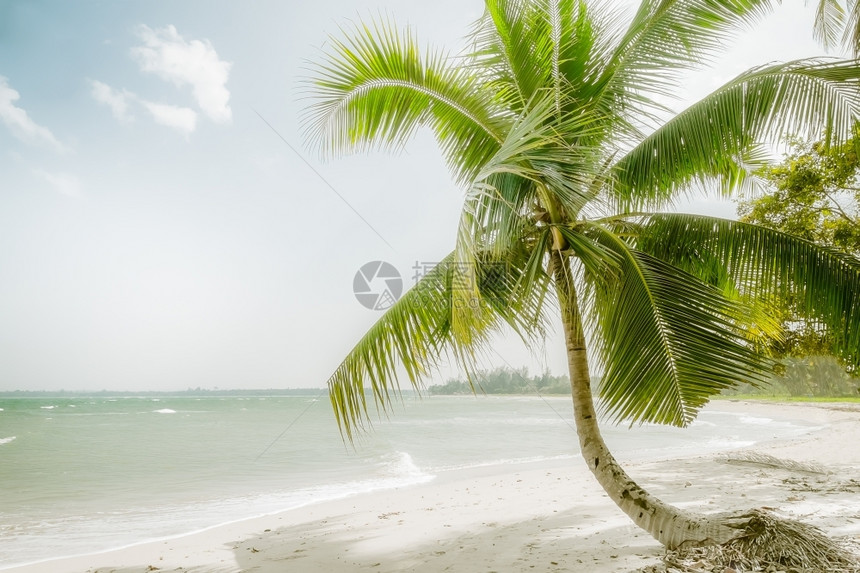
305, 0, 860, 551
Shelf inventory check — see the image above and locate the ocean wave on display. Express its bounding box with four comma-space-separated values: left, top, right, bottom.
6, 461, 441, 566
0, 437, 16, 446
153, 409, 177, 414
380, 451, 434, 483
40, 406, 56, 410
175, 453, 437, 529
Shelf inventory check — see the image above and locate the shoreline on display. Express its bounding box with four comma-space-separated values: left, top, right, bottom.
5, 400, 860, 573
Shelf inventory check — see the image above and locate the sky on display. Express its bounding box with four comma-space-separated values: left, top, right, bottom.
0, 0, 840, 391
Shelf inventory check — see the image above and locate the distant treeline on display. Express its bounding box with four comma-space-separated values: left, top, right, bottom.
0, 388, 324, 398
722, 356, 859, 397
428, 367, 571, 395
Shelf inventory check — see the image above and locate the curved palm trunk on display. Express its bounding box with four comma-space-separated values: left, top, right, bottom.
550, 251, 742, 550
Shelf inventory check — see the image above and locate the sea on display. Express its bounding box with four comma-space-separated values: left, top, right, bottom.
0, 393, 817, 569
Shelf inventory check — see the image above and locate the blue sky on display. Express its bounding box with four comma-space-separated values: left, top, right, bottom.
0, 0, 835, 391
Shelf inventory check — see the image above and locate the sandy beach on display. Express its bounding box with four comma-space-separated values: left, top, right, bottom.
5, 400, 860, 573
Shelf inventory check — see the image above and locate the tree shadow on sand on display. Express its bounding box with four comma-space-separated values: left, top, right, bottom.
231, 503, 664, 573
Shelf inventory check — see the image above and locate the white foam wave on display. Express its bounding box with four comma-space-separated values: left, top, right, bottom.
381, 451, 434, 483
153, 409, 177, 414
0, 461, 441, 569
40, 406, 56, 410
0, 437, 16, 446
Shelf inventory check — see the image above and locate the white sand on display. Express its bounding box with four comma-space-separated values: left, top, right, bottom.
5, 400, 860, 573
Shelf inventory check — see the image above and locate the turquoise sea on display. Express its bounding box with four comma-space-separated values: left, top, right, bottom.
0, 394, 816, 569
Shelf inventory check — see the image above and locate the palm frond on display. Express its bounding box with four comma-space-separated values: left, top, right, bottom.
610, 59, 860, 209
599, 0, 774, 110
813, 0, 846, 51
469, 0, 555, 111
635, 214, 860, 369
579, 223, 773, 427
328, 254, 455, 441
328, 248, 553, 440
469, 0, 618, 119
844, 0, 860, 57
557, 223, 623, 280
303, 17, 507, 184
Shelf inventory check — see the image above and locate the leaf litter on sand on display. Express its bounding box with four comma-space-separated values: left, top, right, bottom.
634, 508, 860, 573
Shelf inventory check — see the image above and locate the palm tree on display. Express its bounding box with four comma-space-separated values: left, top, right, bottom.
305, 0, 860, 552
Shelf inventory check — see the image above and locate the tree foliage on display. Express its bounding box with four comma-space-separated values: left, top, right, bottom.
738, 132, 860, 362
739, 133, 860, 252
427, 367, 571, 395
722, 355, 860, 396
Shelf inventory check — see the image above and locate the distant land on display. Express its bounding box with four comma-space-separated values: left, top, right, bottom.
427, 367, 572, 395
4, 356, 852, 399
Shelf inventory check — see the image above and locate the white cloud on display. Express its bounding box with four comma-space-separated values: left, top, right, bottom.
131, 25, 232, 123
0, 76, 66, 152
33, 169, 82, 197
141, 100, 197, 136
90, 80, 134, 123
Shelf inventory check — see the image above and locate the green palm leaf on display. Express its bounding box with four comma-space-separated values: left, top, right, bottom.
635, 213, 860, 368
473, 0, 552, 108
328, 254, 456, 441
580, 224, 772, 427
304, 18, 507, 184
813, 0, 846, 51
471, 0, 609, 110
601, 0, 774, 108
611, 59, 860, 209
328, 248, 552, 439
845, 0, 860, 57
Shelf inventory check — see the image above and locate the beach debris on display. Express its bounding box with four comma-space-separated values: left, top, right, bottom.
634, 508, 860, 573
717, 452, 828, 475
782, 476, 860, 494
